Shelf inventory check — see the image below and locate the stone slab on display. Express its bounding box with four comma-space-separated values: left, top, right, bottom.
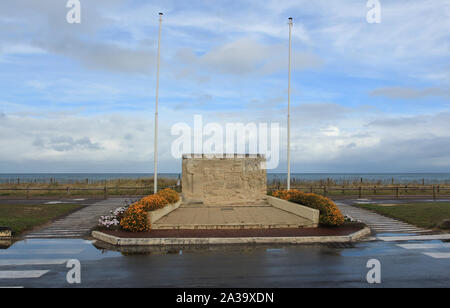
152, 204, 316, 230
267, 196, 319, 224
182, 154, 267, 205
147, 200, 182, 225
91, 228, 371, 246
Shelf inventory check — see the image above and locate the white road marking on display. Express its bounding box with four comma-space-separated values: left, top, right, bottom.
423, 252, 450, 259
397, 243, 450, 249
24, 234, 84, 238
378, 234, 450, 242
21, 239, 92, 244
0, 249, 83, 255
0, 259, 67, 266
0, 270, 49, 279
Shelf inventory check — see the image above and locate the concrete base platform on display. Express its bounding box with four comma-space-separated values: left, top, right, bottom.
91, 228, 371, 246
152, 202, 317, 230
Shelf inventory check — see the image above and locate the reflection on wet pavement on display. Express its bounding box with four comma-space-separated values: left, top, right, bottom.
0, 236, 448, 287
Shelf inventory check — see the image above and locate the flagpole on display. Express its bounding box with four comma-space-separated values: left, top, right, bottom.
287, 17, 293, 191
154, 12, 163, 194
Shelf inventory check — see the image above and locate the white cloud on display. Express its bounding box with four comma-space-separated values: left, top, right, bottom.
370, 87, 450, 99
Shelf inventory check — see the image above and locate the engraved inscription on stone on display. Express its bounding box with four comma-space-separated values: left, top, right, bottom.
182, 154, 267, 205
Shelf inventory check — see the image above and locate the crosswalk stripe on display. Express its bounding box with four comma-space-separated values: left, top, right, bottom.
0, 270, 49, 279
21, 239, 92, 244
0, 286, 24, 288
397, 243, 450, 249
373, 230, 419, 233
27, 232, 86, 235
378, 234, 450, 241
34, 229, 91, 232
0, 259, 67, 266
423, 252, 450, 259
372, 224, 414, 226
0, 249, 83, 255
373, 228, 424, 232
24, 237, 83, 239
372, 226, 423, 229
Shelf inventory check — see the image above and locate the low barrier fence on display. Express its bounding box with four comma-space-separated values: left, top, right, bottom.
268, 185, 450, 199
1, 184, 449, 199
0, 184, 181, 199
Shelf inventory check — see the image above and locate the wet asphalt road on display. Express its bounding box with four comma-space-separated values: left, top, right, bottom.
0, 197, 449, 288
0, 237, 449, 288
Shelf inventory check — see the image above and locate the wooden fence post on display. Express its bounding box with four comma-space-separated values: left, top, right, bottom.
26, 186, 29, 200
396, 187, 399, 198
358, 186, 362, 198
104, 186, 108, 199
323, 186, 327, 196
433, 185, 436, 200
66, 186, 70, 197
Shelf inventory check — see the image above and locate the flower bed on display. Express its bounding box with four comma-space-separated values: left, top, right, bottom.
272, 189, 345, 227
98, 188, 180, 232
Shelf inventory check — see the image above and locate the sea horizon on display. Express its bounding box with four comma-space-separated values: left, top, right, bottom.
1, 172, 449, 185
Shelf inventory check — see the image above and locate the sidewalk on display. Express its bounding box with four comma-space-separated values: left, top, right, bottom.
24, 198, 127, 239
335, 200, 432, 234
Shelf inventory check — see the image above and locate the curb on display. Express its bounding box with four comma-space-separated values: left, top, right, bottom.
92, 227, 372, 246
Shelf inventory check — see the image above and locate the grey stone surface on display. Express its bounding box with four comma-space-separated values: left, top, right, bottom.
335, 200, 432, 234
182, 154, 267, 205
152, 201, 316, 230
24, 198, 127, 239
92, 228, 371, 246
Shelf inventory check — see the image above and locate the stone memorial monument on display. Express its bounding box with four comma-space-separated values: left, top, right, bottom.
182, 154, 267, 205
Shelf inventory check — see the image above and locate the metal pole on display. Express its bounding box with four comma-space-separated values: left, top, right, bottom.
154, 12, 163, 194
287, 17, 293, 191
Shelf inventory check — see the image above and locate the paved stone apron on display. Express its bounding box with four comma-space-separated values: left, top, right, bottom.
24, 199, 127, 239
152, 202, 315, 229
335, 200, 432, 234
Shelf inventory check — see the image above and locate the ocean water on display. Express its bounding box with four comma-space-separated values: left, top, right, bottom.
0, 173, 449, 185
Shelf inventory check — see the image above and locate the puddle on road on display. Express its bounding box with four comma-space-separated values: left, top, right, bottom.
0, 238, 121, 263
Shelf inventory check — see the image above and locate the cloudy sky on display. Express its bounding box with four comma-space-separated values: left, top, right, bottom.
0, 0, 449, 173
